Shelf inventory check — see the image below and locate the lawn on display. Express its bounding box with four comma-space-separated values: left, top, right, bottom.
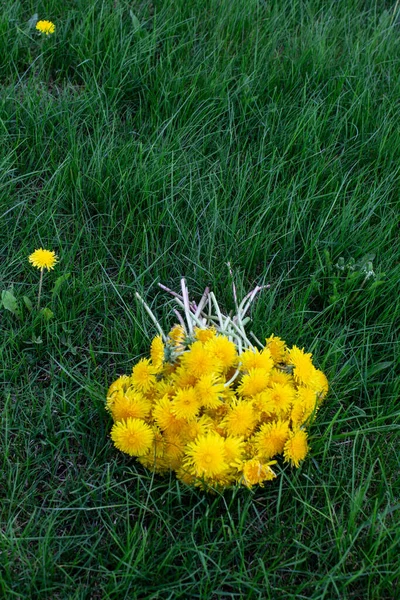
1, 1, 399, 598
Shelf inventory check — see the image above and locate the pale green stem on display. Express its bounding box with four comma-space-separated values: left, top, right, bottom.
37, 268, 44, 309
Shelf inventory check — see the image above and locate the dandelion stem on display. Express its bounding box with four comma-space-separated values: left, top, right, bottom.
37, 268, 44, 309
135, 292, 166, 341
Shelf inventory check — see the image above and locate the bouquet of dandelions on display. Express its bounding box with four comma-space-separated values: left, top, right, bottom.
106, 278, 328, 491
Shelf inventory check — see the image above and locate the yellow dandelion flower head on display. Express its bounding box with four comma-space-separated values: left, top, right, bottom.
152, 395, 185, 433
35, 20, 55, 35
265, 334, 287, 363
205, 335, 238, 370
222, 399, 256, 437
176, 466, 197, 487
203, 471, 237, 490
268, 368, 294, 387
288, 346, 315, 385
164, 432, 186, 462
224, 436, 245, 467
291, 388, 318, 427
131, 358, 157, 392
167, 324, 186, 350
195, 374, 225, 409
181, 341, 219, 379
308, 368, 329, 401
237, 368, 270, 397
110, 418, 154, 456
240, 458, 276, 488
110, 391, 151, 423
150, 335, 165, 371
171, 365, 198, 389
153, 380, 176, 399
181, 415, 211, 443
255, 419, 290, 459
296, 387, 318, 410
28, 248, 58, 271
148, 426, 165, 458
261, 383, 295, 417
171, 387, 201, 421
240, 347, 273, 373
138, 452, 169, 474
184, 433, 228, 478
194, 326, 216, 343
106, 375, 131, 409
284, 429, 309, 467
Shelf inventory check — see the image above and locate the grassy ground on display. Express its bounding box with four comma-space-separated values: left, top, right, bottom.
1, 0, 399, 598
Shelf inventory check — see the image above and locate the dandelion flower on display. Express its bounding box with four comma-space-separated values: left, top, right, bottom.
148, 426, 165, 458
152, 395, 186, 434
206, 336, 237, 370
131, 358, 157, 392
255, 420, 290, 459
28, 248, 58, 271
268, 368, 293, 387
195, 374, 225, 409
223, 399, 256, 437
36, 20, 55, 35
171, 366, 197, 389
181, 415, 212, 442
261, 383, 295, 417
164, 432, 186, 468
265, 334, 287, 363
240, 458, 276, 488
224, 436, 245, 467
168, 325, 186, 351
240, 348, 273, 373
284, 429, 309, 467
288, 346, 315, 385
106, 375, 131, 410
181, 341, 218, 379
110, 391, 151, 422
194, 327, 216, 343
150, 335, 164, 371
238, 368, 270, 397
111, 418, 154, 456
308, 369, 329, 401
171, 387, 201, 421
185, 434, 228, 477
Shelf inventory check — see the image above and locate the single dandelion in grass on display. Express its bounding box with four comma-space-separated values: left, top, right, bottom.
28, 248, 58, 308
36, 20, 55, 35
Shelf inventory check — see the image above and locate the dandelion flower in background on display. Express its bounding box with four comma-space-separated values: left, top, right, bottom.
28, 248, 58, 271
35, 20, 55, 35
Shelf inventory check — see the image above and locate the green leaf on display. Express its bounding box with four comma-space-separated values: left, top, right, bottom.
40, 307, 54, 321
367, 362, 393, 378
28, 13, 38, 28
129, 10, 142, 32
52, 273, 71, 297
23, 295, 33, 312
1, 290, 21, 319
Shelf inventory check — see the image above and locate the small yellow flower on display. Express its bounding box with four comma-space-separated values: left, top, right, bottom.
36, 20, 55, 35
284, 429, 309, 467
28, 248, 58, 271
110, 418, 154, 456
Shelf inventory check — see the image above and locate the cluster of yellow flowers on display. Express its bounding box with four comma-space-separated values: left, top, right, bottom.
106, 280, 328, 491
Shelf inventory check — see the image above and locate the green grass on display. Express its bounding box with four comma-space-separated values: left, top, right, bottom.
1, 0, 399, 597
